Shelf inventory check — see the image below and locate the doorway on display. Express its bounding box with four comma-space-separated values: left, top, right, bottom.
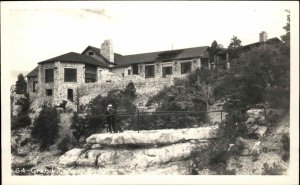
67, 89, 73, 101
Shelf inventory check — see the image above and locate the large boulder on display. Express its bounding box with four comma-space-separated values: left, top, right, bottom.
86, 126, 220, 146
58, 148, 85, 166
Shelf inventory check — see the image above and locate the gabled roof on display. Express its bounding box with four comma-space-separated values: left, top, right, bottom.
81, 46, 116, 65
114, 46, 209, 68
38, 52, 109, 68
26, 66, 38, 77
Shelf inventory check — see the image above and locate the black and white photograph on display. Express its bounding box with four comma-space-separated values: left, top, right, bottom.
1, 1, 299, 185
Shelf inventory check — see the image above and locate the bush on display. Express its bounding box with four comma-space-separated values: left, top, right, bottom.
220, 110, 248, 140
281, 133, 290, 162
15, 73, 27, 94
57, 135, 75, 154
262, 162, 285, 175
71, 82, 138, 139
31, 105, 60, 150
11, 113, 31, 130
11, 93, 31, 130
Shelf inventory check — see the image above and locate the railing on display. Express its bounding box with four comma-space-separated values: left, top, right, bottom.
103, 109, 232, 133
102, 107, 272, 133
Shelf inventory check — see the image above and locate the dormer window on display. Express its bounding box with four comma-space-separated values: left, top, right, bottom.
88, 51, 94, 56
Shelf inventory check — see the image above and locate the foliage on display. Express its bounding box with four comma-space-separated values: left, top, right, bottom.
71, 82, 137, 139
11, 93, 31, 130
57, 135, 75, 154
216, 43, 290, 111
71, 112, 87, 140
146, 69, 217, 129
281, 9, 290, 45
123, 82, 137, 99
281, 133, 290, 162
219, 110, 248, 140
228, 36, 242, 59
31, 105, 60, 150
15, 93, 30, 113
262, 162, 286, 175
208, 40, 220, 63
11, 114, 31, 130
190, 138, 237, 175
15, 73, 27, 94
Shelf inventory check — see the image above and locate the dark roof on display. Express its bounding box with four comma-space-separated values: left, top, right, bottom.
114, 46, 209, 68
81, 46, 116, 65
26, 66, 38, 77
38, 52, 109, 68
242, 37, 281, 51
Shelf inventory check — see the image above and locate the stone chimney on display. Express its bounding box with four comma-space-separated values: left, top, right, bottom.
100, 39, 114, 63
259, 31, 268, 42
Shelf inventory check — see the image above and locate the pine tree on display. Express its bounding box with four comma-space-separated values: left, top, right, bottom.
228, 36, 243, 59
15, 73, 27, 94
281, 9, 290, 45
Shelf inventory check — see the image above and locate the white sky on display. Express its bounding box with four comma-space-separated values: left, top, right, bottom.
1, 1, 297, 84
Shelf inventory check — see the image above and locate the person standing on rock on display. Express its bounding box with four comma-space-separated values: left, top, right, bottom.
105, 104, 117, 133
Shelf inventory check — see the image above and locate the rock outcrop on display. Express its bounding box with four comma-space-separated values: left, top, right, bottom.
58, 126, 220, 171
86, 126, 219, 146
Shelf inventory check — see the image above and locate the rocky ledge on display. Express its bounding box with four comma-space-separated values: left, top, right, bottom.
58, 126, 220, 170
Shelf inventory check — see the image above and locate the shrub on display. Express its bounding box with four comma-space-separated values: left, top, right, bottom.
31, 105, 60, 150
15, 93, 30, 113
11, 113, 31, 130
262, 162, 285, 175
220, 110, 248, 140
15, 73, 27, 94
11, 93, 31, 130
71, 112, 88, 140
71, 82, 138, 139
57, 135, 75, 154
281, 133, 290, 162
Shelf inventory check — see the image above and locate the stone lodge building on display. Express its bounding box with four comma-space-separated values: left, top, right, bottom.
26, 32, 280, 105
26, 40, 213, 105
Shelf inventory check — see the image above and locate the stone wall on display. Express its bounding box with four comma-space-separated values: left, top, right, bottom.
78, 77, 174, 106
27, 76, 37, 94
38, 62, 85, 105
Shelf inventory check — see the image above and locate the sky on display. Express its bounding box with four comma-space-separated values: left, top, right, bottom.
1, 1, 297, 84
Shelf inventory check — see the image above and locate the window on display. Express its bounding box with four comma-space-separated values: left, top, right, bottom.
122, 73, 124, 77
64, 68, 77, 82
181, 62, 192, 74
46, 89, 52, 96
85, 73, 96, 83
128, 70, 131, 75
45, 68, 54, 83
67, 89, 73, 101
132, 64, 138, 75
162, 66, 172, 78
33, 81, 38, 93
145, 65, 155, 78
88, 51, 94, 56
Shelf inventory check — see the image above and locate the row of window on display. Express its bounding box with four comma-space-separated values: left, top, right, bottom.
44, 62, 192, 82
121, 62, 192, 78
46, 88, 74, 101
45, 68, 96, 83
144, 62, 192, 78
45, 68, 77, 83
